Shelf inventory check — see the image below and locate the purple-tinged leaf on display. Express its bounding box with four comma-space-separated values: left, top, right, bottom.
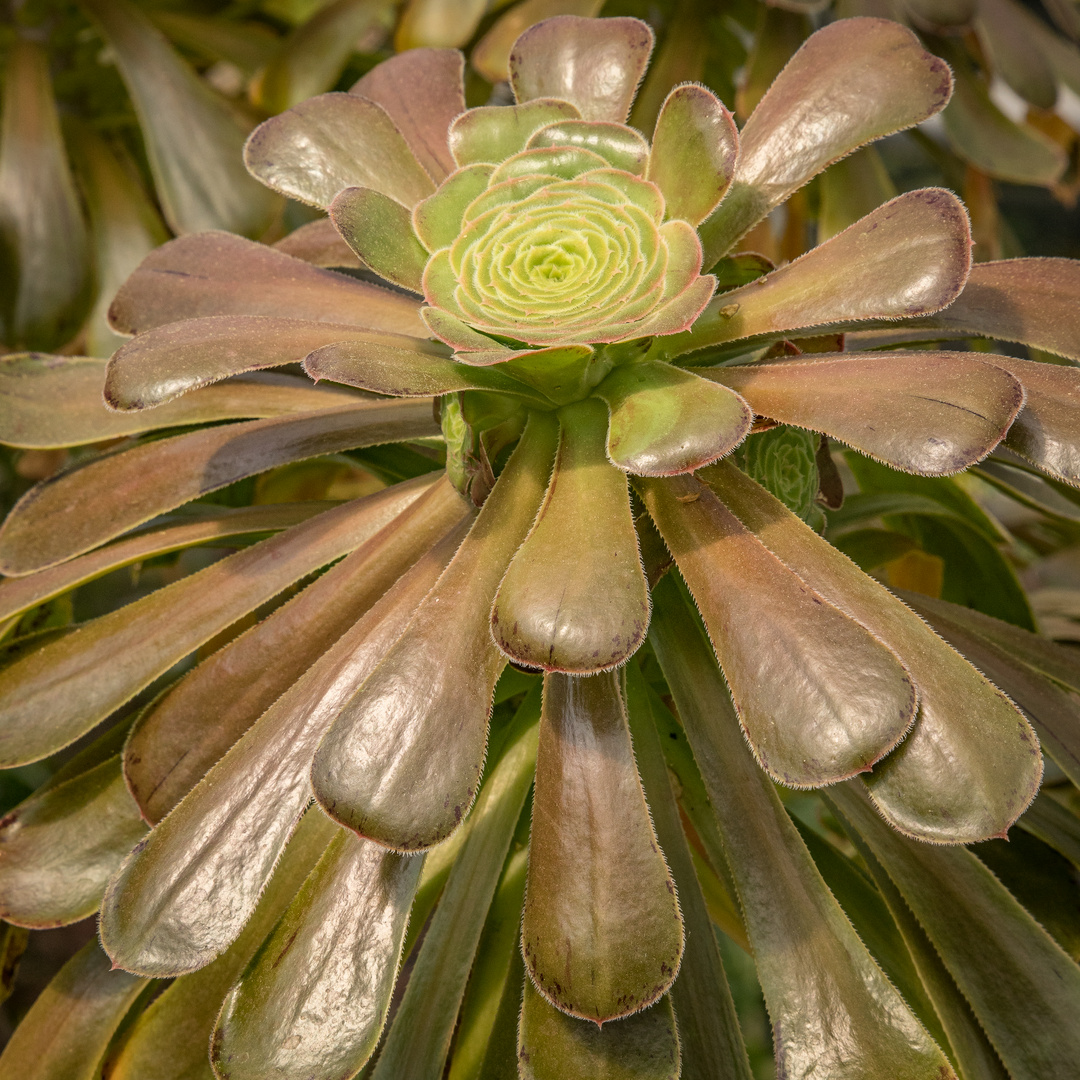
272, 217, 363, 269
243, 93, 434, 210
509, 16, 654, 123
330, 186, 429, 292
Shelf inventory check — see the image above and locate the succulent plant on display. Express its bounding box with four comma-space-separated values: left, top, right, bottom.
3, 9, 1080, 1080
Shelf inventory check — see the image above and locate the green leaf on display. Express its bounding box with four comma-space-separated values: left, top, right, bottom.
0, 945, 144, 1077
647, 85, 737, 226
311, 413, 558, 849
244, 93, 435, 210
638, 473, 916, 788
509, 16, 655, 122
830, 528, 917, 572
100, 496, 467, 977
80, 0, 281, 238
150, 11, 280, 73
698, 18, 953, 262
648, 576, 955, 1080
528, 119, 650, 175
740, 426, 820, 523
272, 217, 364, 268
593, 360, 752, 477
1018, 793, 1080, 871
828, 782, 1080, 1080
109, 232, 426, 338
448, 100, 583, 168
702, 460, 1041, 842
711, 352, 1025, 477
213, 832, 422, 1080
492, 399, 650, 673
0, 39, 92, 351
974, 0, 1057, 108
330, 186, 429, 293
0, 399, 439, 574
371, 692, 541, 1080
668, 190, 971, 360
395, 0, 487, 50
518, 980, 681, 1080
818, 146, 897, 242
413, 164, 495, 252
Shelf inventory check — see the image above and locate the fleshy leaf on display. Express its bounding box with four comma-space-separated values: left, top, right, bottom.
667, 189, 971, 359
108, 231, 426, 338
647, 84, 738, 226
99, 493, 467, 977
974, 0, 1057, 108
639, 474, 916, 788
648, 577, 956, 1080
0, 40, 92, 351
709, 352, 1025, 475
492, 398, 650, 673
243, 93, 434, 210
394, 0, 486, 51
698, 18, 953, 263
522, 670, 683, 1022
0, 399, 438, 574
594, 359, 752, 476
105, 316, 444, 410
351, 47, 465, 181
330, 186, 429, 292
518, 980, 681, 1080
81, 0, 280, 238
0, 755, 146, 928
527, 120, 649, 174
703, 460, 1042, 842
0, 480, 434, 767
311, 413, 558, 850
272, 217, 363, 268
213, 833, 422, 1080
413, 164, 495, 252
448, 100, 583, 168
829, 782, 1080, 1079
509, 16, 655, 123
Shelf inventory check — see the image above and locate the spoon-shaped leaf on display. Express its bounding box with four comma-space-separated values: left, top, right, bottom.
0, 479, 434, 768
100, 491, 468, 977
0, 40, 92, 351
351, 48, 464, 181
703, 460, 1042, 841
330, 186, 432, 292
527, 119, 649, 174
639, 474, 916, 787
492, 398, 650, 672
518, 980, 681, 1080
448, 100, 583, 168
522, 670, 683, 1022
213, 832, 422, 1080
0, 398, 438, 575
80, 0, 280, 238
312, 412, 559, 849
829, 782, 1080, 1079
509, 16, 655, 123
0, 940, 146, 1080
108, 231, 426, 338
107, 808, 337, 1080
394, 0, 486, 51
648, 578, 958, 1080
0, 357, 358, 449
0, 755, 146, 928
667, 189, 971, 360
709, 352, 1025, 475
244, 93, 434, 210
698, 18, 953, 263
647, 84, 737, 226
594, 360, 752, 476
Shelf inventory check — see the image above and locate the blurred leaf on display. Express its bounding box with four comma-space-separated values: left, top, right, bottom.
151, 12, 281, 74
0, 38, 92, 351
0, 921, 28, 1007
395, 0, 488, 50
735, 5, 808, 122
818, 145, 897, 241
80, 0, 281, 237
1019, 793, 1080, 870
974, 0, 1057, 109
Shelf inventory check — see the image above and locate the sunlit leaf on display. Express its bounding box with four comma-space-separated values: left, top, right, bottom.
330, 186, 430, 292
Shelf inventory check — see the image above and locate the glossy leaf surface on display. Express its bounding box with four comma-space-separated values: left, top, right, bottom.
518, 981, 681, 1080
108, 231, 425, 337
214, 833, 422, 1080
648, 578, 955, 1080
698, 18, 952, 262
523, 671, 682, 1021
527, 119, 649, 174
594, 360, 752, 476
709, 352, 1024, 475
509, 16, 654, 122
640, 474, 916, 787
100, 490, 467, 977
0, 480, 431, 768
0, 399, 438, 574
312, 414, 558, 849
244, 93, 434, 210
448, 100, 582, 168
0, 755, 146, 927
330, 186, 429, 292
493, 399, 649, 673
704, 461, 1041, 841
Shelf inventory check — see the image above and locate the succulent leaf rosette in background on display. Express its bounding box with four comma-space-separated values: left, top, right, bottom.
3, 11, 1080, 1080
